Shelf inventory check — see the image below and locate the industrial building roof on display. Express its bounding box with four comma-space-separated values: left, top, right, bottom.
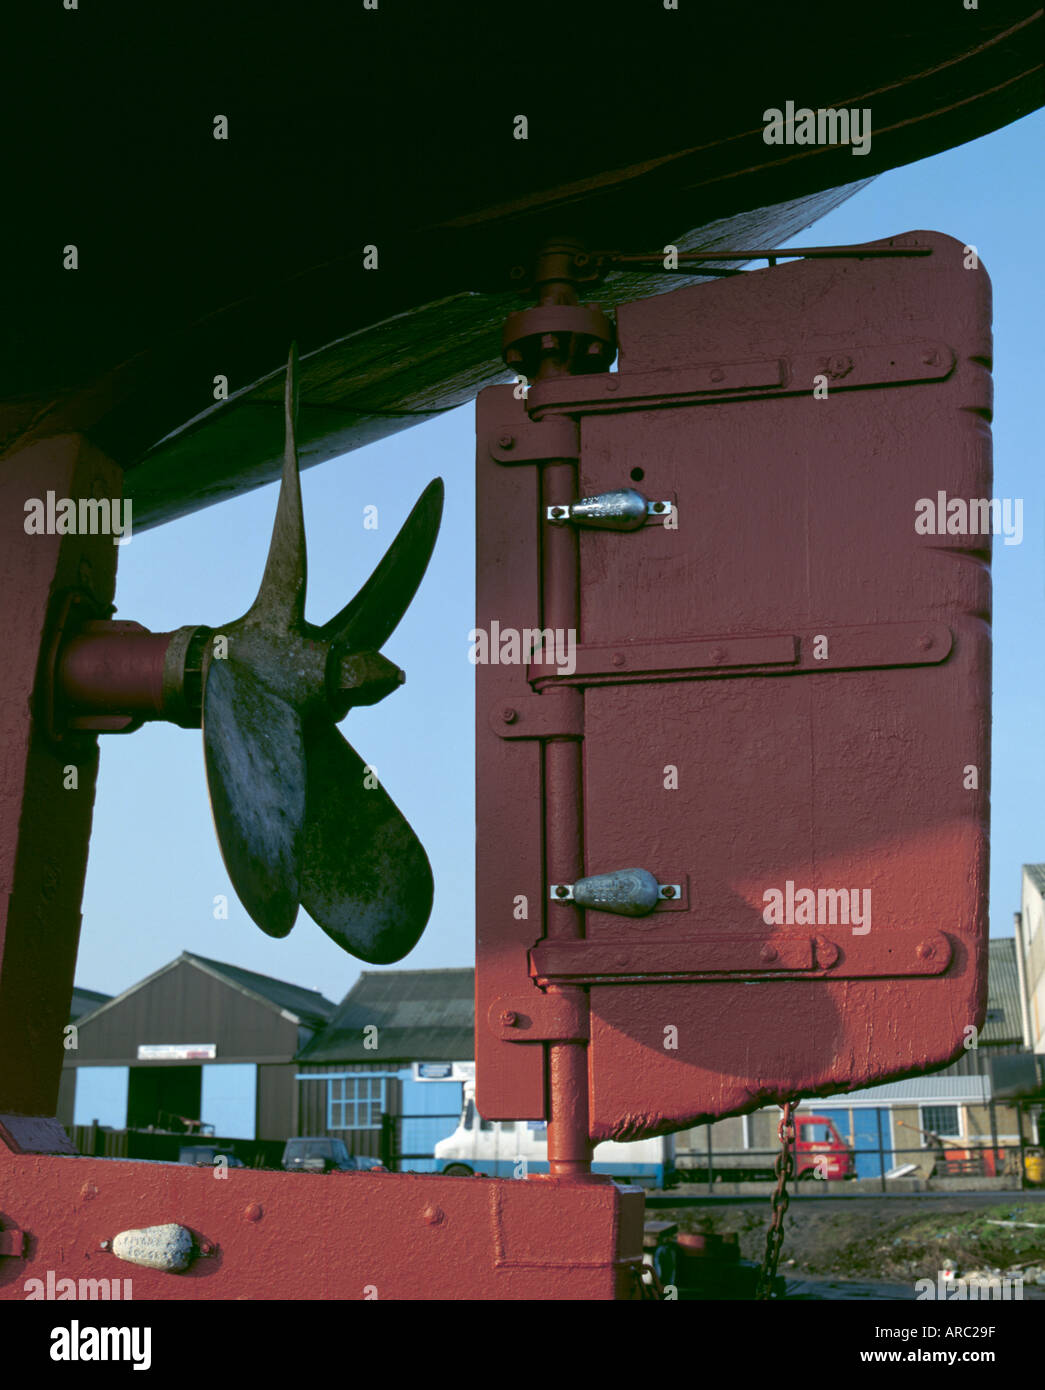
1023, 864, 1045, 897
298, 968, 474, 1063
69, 986, 111, 1023
72, 953, 337, 1032
181, 954, 337, 1030
821, 1075, 993, 1106
982, 937, 1023, 1046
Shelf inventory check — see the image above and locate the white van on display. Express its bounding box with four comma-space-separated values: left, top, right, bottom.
434, 1084, 675, 1188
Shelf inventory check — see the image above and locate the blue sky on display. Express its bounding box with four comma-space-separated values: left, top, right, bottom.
77, 109, 1045, 1005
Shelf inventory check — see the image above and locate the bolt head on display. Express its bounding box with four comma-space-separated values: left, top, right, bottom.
500, 1010, 518, 1027
555, 885, 570, 899
501, 707, 517, 724
660, 885, 677, 900
498, 433, 515, 450
815, 936, 840, 967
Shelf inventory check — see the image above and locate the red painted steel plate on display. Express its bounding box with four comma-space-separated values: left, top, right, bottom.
0, 1152, 644, 1300
476, 232, 991, 1138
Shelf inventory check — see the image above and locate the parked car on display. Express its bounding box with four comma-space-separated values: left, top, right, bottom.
177, 1143, 245, 1168
281, 1137, 385, 1173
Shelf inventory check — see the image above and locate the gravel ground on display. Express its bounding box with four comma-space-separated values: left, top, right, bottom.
652, 1195, 1045, 1297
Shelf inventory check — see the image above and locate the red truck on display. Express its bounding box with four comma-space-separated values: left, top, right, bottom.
680, 1113, 856, 1182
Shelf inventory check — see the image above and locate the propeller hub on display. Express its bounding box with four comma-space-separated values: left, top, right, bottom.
327, 649, 405, 719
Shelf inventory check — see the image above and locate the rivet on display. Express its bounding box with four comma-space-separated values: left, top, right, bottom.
80, 1183, 99, 1203
660, 885, 677, 900
760, 944, 778, 963
605, 378, 619, 392
709, 646, 726, 663
551, 506, 568, 518
555, 885, 570, 899
244, 1203, 263, 1223
917, 940, 935, 960
498, 434, 514, 450
652, 501, 666, 513
709, 367, 725, 383
611, 652, 625, 667
500, 1010, 518, 1027
918, 633, 934, 651
502, 707, 517, 724
421, 1205, 445, 1226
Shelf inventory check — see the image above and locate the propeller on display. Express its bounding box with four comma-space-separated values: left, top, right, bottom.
200, 344, 443, 963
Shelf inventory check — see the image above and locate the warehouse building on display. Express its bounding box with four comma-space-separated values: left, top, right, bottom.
61, 953, 336, 1142
295, 967, 474, 1169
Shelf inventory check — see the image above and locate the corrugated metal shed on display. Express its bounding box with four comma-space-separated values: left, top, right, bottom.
982, 937, 1023, 1045
74, 953, 336, 1034
298, 968, 474, 1063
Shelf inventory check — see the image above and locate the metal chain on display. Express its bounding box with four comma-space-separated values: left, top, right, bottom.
755, 1099, 798, 1300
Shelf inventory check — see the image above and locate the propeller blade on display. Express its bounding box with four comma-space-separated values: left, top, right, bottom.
245, 343, 307, 632
319, 477, 444, 650
299, 719, 434, 963
203, 653, 306, 937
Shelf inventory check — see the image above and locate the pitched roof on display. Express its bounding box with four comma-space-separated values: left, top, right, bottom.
181, 954, 337, 1030
1023, 864, 1045, 897
73, 953, 337, 1031
826, 1075, 993, 1105
298, 968, 474, 1063
982, 937, 1023, 1045
70, 986, 111, 1022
